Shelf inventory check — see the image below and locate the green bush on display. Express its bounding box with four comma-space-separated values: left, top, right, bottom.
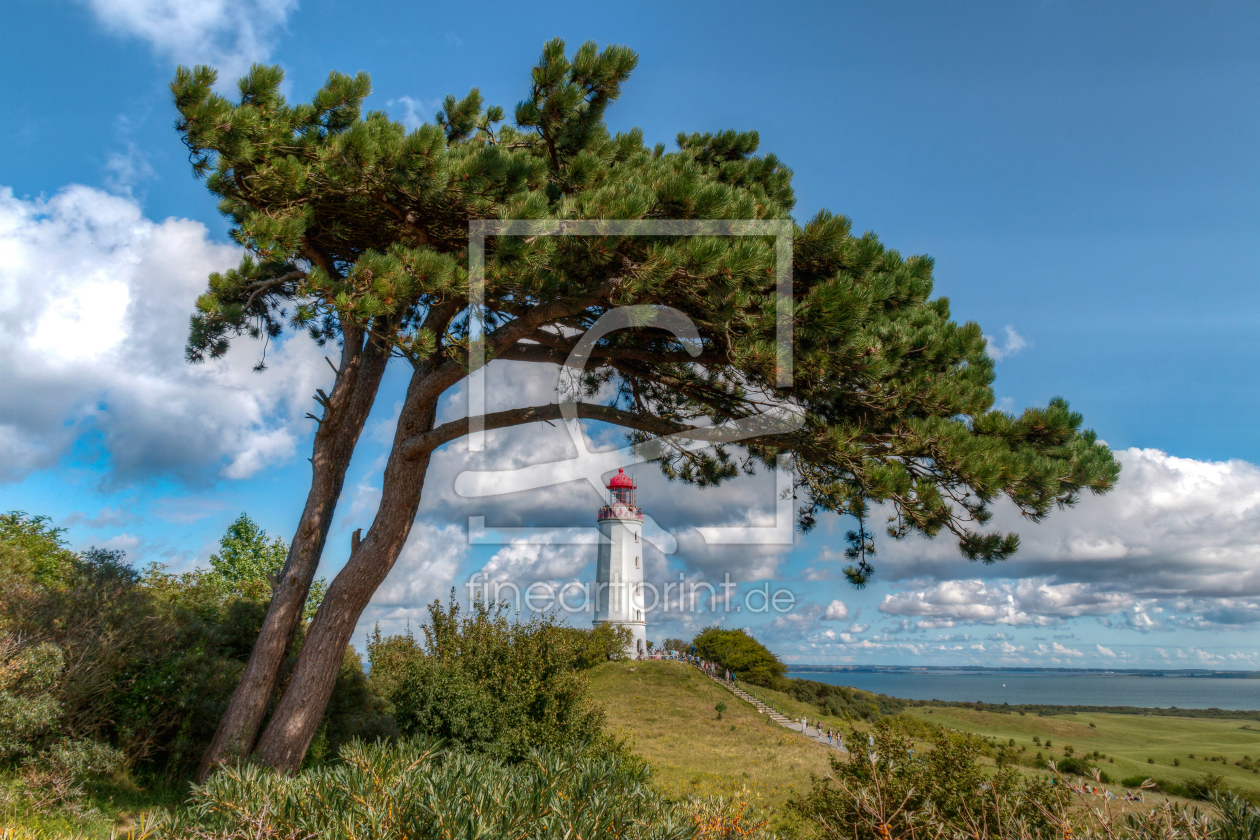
1183, 771, 1230, 801
0, 639, 65, 763
160, 737, 693, 839
0, 634, 125, 815
368, 595, 607, 762
792, 720, 1064, 839
564, 621, 633, 669
690, 626, 784, 687
1057, 756, 1092, 776
786, 679, 908, 720
790, 722, 1260, 839
0, 511, 372, 789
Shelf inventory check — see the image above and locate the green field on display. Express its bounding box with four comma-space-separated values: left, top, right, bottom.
903, 705, 1260, 792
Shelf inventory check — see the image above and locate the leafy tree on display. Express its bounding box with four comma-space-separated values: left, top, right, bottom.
174, 39, 1119, 773
662, 638, 689, 654
0, 515, 256, 785
565, 621, 632, 668
207, 513, 288, 591
691, 626, 785, 687
0, 512, 78, 589
202, 513, 326, 620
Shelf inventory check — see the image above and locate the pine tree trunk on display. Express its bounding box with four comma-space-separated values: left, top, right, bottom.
196, 332, 389, 782
251, 406, 436, 772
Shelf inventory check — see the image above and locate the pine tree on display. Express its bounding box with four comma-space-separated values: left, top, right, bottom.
174, 39, 1119, 775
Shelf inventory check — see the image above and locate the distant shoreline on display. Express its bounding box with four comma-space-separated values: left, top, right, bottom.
787, 665, 1260, 679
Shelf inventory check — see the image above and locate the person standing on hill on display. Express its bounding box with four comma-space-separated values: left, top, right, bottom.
801, 715, 807, 733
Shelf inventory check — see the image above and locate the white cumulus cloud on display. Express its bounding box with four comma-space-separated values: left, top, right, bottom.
822, 599, 849, 621
873, 448, 1260, 630
878, 578, 1136, 627
355, 520, 468, 643
0, 185, 328, 484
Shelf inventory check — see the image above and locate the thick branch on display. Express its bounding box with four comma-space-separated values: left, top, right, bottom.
497, 344, 730, 366
401, 401, 789, 459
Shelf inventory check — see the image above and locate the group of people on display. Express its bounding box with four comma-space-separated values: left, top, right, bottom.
684, 654, 725, 680
798, 716, 842, 749
682, 659, 847, 750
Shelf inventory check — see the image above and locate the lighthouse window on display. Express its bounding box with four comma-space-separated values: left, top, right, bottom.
634, 556, 639, 568
634, 532, 638, 543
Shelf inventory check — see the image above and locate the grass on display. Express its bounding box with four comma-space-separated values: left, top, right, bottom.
588, 660, 836, 809
729, 680, 854, 733
1, 773, 185, 839
903, 705, 1260, 793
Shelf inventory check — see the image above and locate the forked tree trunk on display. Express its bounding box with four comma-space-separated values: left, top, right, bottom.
252, 405, 437, 772
196, 331, 389, 782
250, 300, 588, 772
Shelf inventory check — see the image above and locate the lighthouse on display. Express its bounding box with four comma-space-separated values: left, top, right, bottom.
593, 468, 647, 657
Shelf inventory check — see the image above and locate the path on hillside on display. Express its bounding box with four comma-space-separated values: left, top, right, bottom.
698, 668, 848, 754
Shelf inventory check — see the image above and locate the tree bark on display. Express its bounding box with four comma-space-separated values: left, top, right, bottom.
252, 402, 437, 772
249, 292, 626, 772
196, 327, 389, 782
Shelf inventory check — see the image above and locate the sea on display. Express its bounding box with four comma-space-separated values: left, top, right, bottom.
786, 670, 1260, 711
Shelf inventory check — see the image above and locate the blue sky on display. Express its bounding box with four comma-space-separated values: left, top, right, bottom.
2, 0, 1259, 670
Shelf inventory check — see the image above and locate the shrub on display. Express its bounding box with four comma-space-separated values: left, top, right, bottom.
0, 638, 64, 763
1184, 772, 1230, 801
686, 793, 769, 840
0, 511, 370, 787
158, 738, 692, 839
691, 627, 784, 687
1055, 756, 1108, 782
791, 726, 1257, 839
566, 621, 633, 668
786, 679, 907, 720
368, 595, 606, 762
791, 720, 1065, 839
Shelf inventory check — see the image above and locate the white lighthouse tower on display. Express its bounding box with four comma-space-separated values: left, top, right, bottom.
593, 468, 647, 657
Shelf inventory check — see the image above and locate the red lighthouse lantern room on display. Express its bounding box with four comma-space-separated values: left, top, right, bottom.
599, 468, 643, 521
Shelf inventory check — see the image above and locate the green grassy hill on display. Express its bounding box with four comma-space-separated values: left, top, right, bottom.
591, 659, 1260, 807
587, 660, 836, 808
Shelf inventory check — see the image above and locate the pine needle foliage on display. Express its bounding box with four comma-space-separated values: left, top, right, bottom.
172, 39, 1120, 582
